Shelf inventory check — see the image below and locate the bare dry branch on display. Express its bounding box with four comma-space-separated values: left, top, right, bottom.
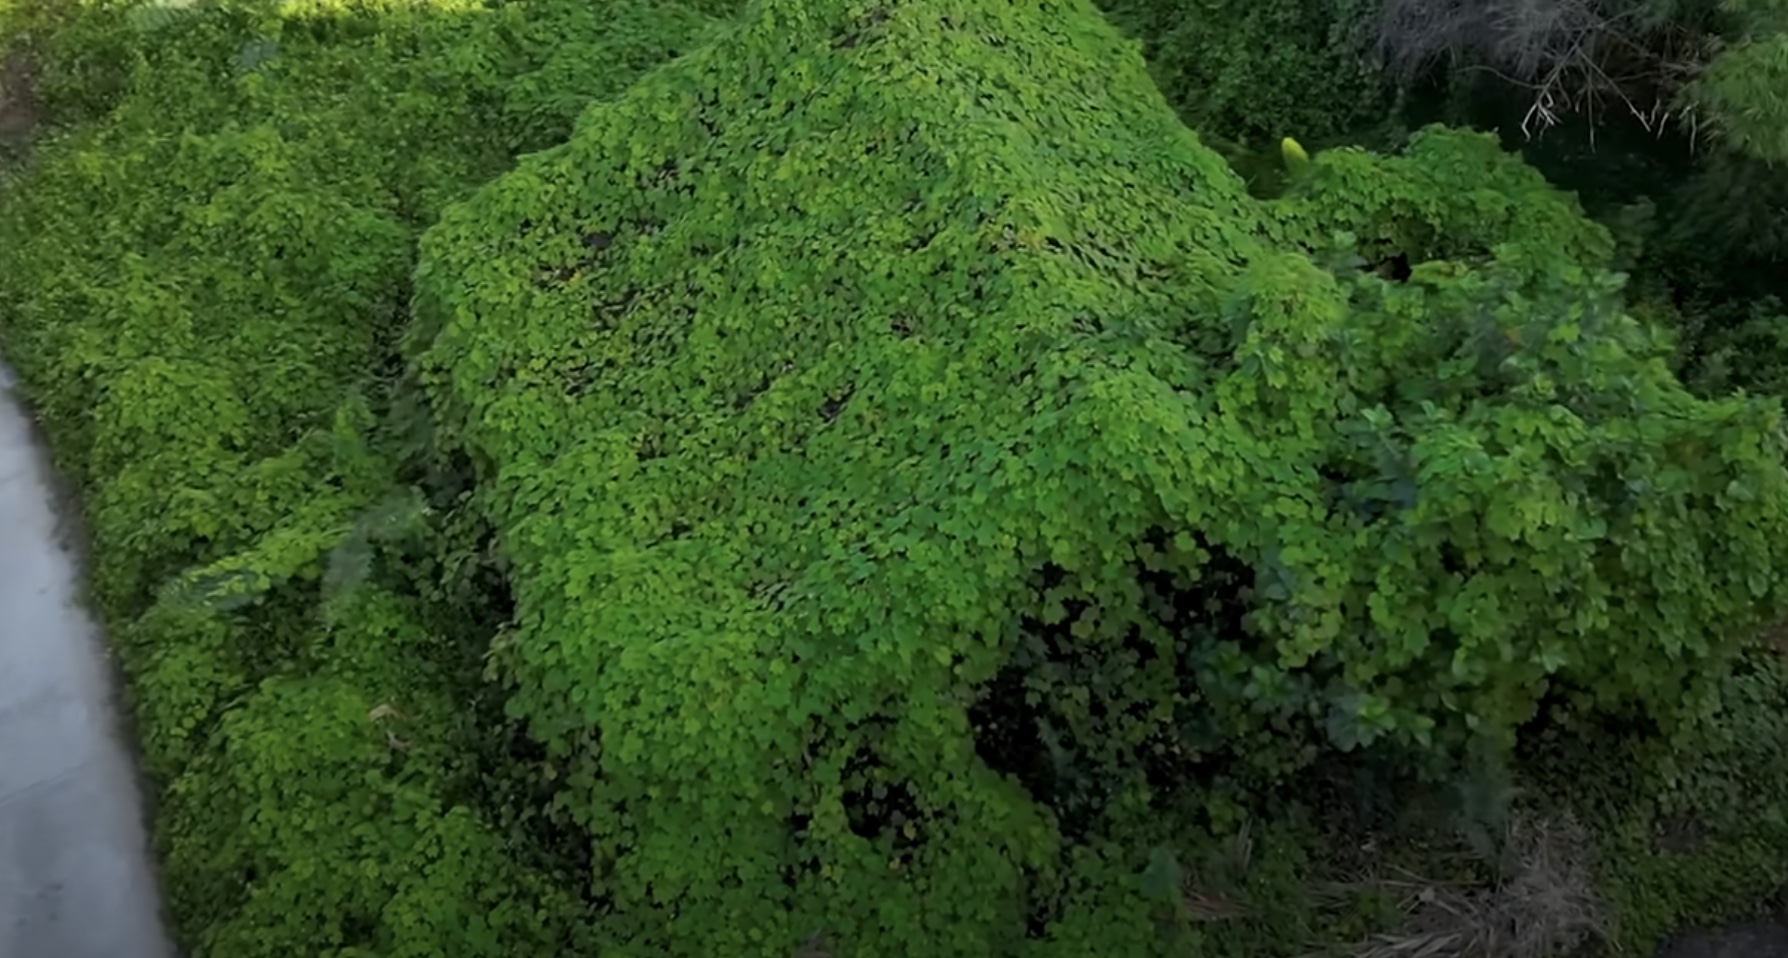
1375, 0, 1719, 137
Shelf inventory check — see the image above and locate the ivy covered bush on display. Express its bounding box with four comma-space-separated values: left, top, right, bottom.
409, 0, 1788, 954
5, 0, 1788, 952
0, 0, 734, 953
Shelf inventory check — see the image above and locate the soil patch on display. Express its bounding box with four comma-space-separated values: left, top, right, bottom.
1, 50, 41, 158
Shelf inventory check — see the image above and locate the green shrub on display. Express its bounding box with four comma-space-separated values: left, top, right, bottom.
0, 0, 733, 953
1253, 129, 1788, 764
411, 1, 1788, 954
1267, 127, 1617, 269
9, 0, 1788, 951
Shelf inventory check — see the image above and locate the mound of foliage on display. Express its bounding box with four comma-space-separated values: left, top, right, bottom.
0, 0, 735, 953
410, 0, 1788, 955
5, 0, 1788, 952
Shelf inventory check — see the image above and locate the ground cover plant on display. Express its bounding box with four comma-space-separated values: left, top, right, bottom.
5, 0, 1788, 955
0, 0, 735, 953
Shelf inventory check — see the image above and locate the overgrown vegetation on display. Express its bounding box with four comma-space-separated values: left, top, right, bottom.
0, 0, 732, 953
3, 0, 1788, 955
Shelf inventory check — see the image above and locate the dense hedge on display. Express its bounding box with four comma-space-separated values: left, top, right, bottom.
0, 0, 733, 953
410, 0, 1788, 954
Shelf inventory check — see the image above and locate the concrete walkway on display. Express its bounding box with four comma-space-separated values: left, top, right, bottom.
0, 362, 174, 958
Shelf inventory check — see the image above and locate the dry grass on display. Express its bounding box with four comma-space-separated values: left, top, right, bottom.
789, 929, 833, 958
1303, 812, 1610, 958
1180, 818, 1257, 922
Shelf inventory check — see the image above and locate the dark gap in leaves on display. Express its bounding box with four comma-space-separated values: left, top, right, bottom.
972, 562, 1144, 840
1653, 812, 1708, 854
1130, 532, 1226, 792
628, 313, 687, 362
788, 809, 813, 845
841, 773, 922, 848
340, 911, 378, 945
1315, 461, 1359, 511
636, 159, 679, 194
470, 717, 600, 899
781, 807, 822, 893
747, 576, 792, 612
1300, 747, 1425, 838
1374, 251, 1414, 282
970, 664, 1055, 805
838, 722, 924, 863
1024, 890, 1060, 940
1515, 676, 1664, 758
1172, 536, 1257, 650
819, 384, 854, 422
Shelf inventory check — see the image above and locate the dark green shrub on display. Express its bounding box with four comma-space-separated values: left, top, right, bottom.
1096, 0, 1396, 146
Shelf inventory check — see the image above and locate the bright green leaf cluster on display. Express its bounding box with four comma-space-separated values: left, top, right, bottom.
0, 0, 735, 953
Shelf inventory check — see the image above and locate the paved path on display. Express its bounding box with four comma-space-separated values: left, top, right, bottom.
0, 362, 173, 958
